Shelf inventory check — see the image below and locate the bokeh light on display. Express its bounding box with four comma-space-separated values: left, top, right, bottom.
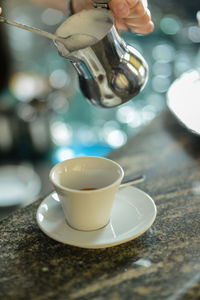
160, 15, 181, 35
41, 8, 64, 26
49, 69, 70, 89
105, 129, 127, 148
50, 121, 72, 146
188, 26, 200, 43
152, 75, 171, 93
152, 44, 176, 63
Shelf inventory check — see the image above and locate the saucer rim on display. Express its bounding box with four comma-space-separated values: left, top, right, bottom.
36, 187, 157, 249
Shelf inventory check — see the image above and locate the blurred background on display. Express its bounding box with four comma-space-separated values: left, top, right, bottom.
0, 0, 199, 218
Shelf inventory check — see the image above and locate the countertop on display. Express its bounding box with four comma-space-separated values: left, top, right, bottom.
1, 111, 200, 300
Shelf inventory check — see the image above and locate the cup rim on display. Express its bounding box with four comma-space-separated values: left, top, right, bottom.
49, 156, 124, 193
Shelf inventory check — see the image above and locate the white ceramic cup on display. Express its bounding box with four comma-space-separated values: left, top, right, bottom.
49, 156, 124, 231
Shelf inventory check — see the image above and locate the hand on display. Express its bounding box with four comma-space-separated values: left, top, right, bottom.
71, 0, 154, 34
109, 0, 154, 33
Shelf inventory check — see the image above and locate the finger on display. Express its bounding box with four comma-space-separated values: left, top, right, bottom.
0, 7, 2, 14
125, 12, 150, 27
126, 0, 148, 10
109, 0, 130, 18
126, 0, 140, 9
127, 6, 151, 19
115, 17, 129, 30
127, 0, 147, 18
128, 21, 154, 34
124, 1, 154, 34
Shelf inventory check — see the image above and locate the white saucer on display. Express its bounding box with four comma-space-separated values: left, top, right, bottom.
36, 186, 157, 249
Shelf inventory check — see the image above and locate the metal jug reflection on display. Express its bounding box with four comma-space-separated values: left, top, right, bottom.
54, 8, 148, 108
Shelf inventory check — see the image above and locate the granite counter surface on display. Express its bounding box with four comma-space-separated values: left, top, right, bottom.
1, 111, 200, 300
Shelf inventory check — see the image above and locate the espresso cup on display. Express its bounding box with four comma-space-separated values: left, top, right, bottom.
49, 156, 124, 231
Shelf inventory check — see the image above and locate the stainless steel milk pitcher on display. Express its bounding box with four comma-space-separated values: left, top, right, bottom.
55, 7, 148, 108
